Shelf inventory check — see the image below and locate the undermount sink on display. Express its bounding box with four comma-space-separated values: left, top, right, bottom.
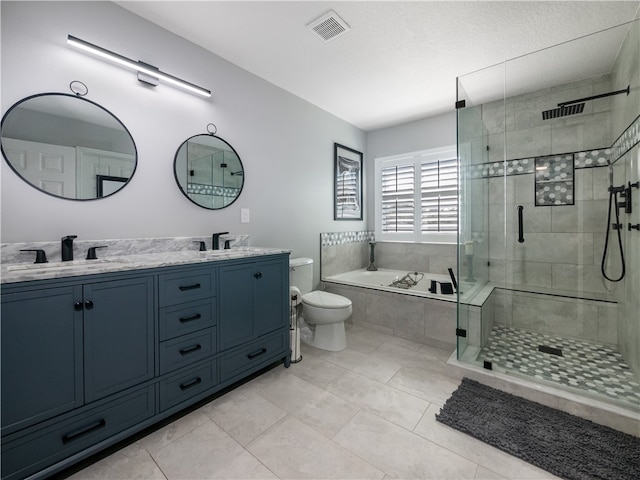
6, 258, 129, 272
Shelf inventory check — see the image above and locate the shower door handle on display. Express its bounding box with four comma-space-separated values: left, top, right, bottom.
517, 205, 525, 243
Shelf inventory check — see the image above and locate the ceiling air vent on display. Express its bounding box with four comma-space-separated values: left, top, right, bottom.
308, 10, 350, 42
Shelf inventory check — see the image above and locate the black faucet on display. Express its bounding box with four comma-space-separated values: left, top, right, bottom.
211, 232, 229, 250
61, 235, 77, 261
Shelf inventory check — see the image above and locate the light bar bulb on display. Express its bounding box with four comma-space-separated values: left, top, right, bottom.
67, 35, 211, 98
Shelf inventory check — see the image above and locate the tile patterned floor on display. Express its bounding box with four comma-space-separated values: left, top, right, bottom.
65, 326, 562, 480
479, 324, 640, 409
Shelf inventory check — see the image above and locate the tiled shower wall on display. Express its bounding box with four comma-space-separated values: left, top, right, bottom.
611, 21, 640, 380
462, 75, 617, 297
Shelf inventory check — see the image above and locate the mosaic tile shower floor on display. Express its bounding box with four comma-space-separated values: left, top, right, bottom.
479, 325, 640, 409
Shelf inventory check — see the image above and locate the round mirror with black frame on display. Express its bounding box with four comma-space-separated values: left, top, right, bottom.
174, 128, 244, 210
1, 86, 137, 201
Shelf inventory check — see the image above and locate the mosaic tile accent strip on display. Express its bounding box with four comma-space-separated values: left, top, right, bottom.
467, 158, 534, 178
467, 148, 610, 179
186, 183, 240, 197
611, 114, 640, 163
321, 231, 374, 247
534, 154, 574, 206
479, 324, 640, 409
573, 148, 611, 168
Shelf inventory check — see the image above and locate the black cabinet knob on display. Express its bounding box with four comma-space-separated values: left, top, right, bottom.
84, 300, 94, 310
74, 302, 83, 311
253, 272, 263, 279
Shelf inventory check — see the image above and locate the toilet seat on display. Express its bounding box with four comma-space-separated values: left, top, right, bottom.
302, 291, 352, 309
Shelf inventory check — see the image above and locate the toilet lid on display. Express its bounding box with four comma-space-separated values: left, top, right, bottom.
302, 291, 352, 309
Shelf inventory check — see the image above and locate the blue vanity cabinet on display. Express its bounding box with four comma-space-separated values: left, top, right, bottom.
219, 256, 288, 350
157, 266, 219, 412
1, 285, 84, 436
218, 255, 290, 382
1, 274, 155, 480
0, 252, 290, 480
82, 276, 155, 403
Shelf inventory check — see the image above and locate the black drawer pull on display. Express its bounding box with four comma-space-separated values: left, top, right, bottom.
179, 377, 202, 390
179, 344, 202, 355
61, 418, 106, 444
247, 347, 267, 359
178, 283, 201, 291
253, 272, 263, 279
179, 313, 202, 323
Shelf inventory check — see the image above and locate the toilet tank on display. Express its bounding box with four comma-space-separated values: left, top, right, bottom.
290, 257, 313, 295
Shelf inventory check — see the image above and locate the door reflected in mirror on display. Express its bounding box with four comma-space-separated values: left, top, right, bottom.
1, 93, 137, 200
174, 134, 244, 209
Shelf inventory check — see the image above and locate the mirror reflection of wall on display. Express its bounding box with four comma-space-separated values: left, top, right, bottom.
174, 134, 244, 209
1, 93, 137, 200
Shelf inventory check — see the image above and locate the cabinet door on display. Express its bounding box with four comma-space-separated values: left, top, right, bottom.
254, 259, 288, 337
1, 286, 83, 434
83, 276, 154, 403
219, 264, 254, 350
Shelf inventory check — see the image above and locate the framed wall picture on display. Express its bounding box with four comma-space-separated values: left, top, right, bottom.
334, 143, 363, 220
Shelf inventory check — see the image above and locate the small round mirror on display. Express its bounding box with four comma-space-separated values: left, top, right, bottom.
174, 133, 244, 209
1, 93, 137, 200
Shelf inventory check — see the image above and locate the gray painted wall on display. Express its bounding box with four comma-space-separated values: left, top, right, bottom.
364, 112, 457, 227
1, 1, 366, 286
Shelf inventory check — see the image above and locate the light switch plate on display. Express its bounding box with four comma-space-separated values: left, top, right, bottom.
241, 208, 250, 223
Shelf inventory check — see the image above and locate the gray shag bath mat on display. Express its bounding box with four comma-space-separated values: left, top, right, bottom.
436, 378, 640, 480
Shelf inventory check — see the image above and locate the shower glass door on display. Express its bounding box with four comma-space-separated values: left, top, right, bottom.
455, 62, 505, 363
457, 21, 640, 410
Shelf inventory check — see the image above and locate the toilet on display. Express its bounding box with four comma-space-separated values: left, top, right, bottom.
290, 257, 351, 352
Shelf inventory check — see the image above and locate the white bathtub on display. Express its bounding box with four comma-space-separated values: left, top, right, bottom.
323, 268, 483, 303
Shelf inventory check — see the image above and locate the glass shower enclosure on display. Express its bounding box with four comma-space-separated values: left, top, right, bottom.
456, 20, 640, 411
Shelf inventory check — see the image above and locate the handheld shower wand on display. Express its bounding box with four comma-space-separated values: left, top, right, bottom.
601, 163, 625, 282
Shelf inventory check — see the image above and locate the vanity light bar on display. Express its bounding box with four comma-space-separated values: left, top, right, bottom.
67, 35, 211, 98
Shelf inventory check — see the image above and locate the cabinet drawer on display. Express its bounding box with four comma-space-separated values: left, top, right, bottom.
159, 361, 217, 411
220, 333, 287, 382
159, 329, 216, 374
159, 299, 216, 341
159, 270, 214, 307
1, 386, 155, 480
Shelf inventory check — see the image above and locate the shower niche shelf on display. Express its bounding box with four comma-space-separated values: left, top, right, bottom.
534, 154, 575, 206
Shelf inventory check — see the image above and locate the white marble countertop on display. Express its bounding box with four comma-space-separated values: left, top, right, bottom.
1, 247, 291, 284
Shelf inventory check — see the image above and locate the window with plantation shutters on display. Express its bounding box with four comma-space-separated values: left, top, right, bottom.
381, 164, 415, 233
421, 157, 458, 232
375, 146, 458, 243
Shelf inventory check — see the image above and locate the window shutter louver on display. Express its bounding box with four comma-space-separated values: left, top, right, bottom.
381, 164, 415, 233
421, 157, 458, 232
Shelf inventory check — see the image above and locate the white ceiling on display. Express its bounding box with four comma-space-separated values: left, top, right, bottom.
117, 1, 640, 131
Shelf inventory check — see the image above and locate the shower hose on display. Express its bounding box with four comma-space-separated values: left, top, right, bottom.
601, 187, 625, 282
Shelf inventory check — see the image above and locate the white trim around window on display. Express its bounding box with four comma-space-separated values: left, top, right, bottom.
374, 145, 458, 244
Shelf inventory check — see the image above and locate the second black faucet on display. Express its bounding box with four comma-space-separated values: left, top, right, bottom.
61, 235, 77, 261
211, 232, 229, 250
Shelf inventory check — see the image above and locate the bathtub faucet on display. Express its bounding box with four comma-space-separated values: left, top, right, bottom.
367, 242, 377, 271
